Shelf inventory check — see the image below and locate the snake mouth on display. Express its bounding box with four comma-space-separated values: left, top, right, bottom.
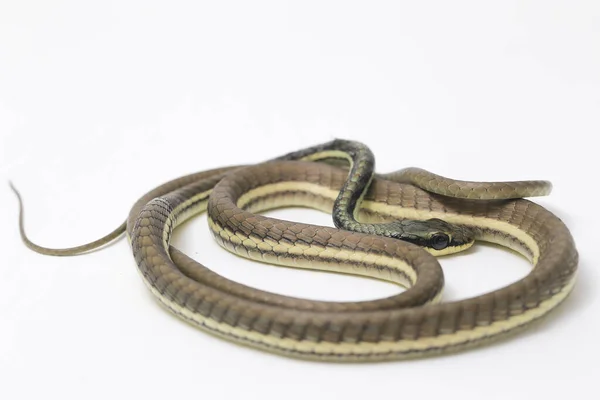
426, 239, 475, 256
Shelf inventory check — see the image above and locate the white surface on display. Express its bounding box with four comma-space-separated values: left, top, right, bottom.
1, 1, 598, 399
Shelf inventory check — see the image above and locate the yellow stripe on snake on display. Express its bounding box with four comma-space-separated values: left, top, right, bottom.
11, 140, 578, 361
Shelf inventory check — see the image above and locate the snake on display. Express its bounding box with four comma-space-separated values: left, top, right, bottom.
11, 139, 578, 361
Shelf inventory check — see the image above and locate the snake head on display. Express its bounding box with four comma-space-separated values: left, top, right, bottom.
386, 218, 474, 256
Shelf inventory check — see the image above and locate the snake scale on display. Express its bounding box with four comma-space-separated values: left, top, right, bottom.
12, 139, 578, 361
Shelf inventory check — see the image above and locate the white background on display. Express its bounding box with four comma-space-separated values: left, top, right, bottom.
1, 1, 598, 399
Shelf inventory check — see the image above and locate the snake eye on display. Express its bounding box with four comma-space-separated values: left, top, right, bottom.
430, 233, 450, 250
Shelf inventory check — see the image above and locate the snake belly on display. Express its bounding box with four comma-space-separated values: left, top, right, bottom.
130, 160, 578, 361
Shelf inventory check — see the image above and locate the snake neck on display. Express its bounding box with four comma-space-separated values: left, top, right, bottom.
275, 139, 377, 232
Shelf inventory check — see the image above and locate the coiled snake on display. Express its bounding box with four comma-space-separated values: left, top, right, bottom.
11, 139, 578, 361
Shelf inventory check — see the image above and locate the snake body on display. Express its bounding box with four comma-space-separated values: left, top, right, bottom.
13, 140, 578, 361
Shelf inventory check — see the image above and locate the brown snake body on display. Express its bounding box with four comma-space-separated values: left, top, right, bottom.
12, 140, 578, 361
